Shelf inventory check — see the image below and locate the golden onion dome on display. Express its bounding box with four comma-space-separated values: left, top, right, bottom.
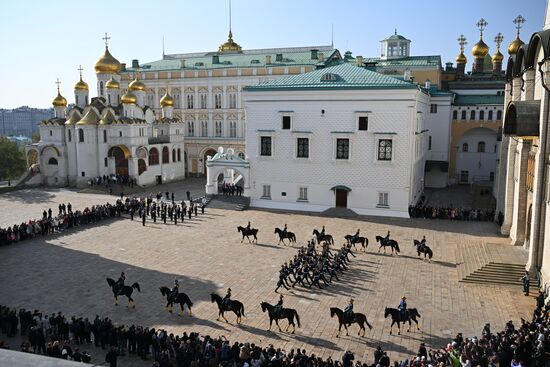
492, 50, 504, 63
455, 52, 467, 64
105, 77, 120, 89
121, 91, 137, 104
94, 47, 122, 74
218, 30, 242, 53
76, 109, 100, 125
65, 113, 80, 125
128, 77, 146, 91
472, 37, 489, 58
74, 78, 89, 91
160, 91, 174, 107
52, 92, 67, 107
507, 37, 524, 55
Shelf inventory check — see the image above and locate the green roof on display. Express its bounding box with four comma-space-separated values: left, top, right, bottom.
361, 55, 441, 69
382, 34, 410, 41
453, 94, 504, 106
244, 63, 418, 91
124, 46, 340, 72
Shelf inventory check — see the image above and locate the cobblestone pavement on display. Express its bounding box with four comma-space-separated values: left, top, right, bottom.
0, 185, 534, 366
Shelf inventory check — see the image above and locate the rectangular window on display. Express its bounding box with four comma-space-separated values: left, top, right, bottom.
67, 130, 71, 142
358, 116, 368, 131
215, 121, 222, 137
200, 94, 207, 109
214, 94, 222, 109
297, 138, 309, 158
78, 129, 84, 143
260, 136, 272, 156
262, 184, 271, 198
229, 121, 237, 138
201, 121, 208, 137
81, 171, 85, 177
229, 93, 237, 109
187, 94, 194, 109
489, 172, 495, 182
298, 187, 308, 201
336, 138, 349, 159
282, 116, 291, 130
378, 192, 389, 206
460, 170, 469, 183
187, 121, 195, 137
430, 104, 438, 113
378, 139, 392, 161
428, 136, 432, 150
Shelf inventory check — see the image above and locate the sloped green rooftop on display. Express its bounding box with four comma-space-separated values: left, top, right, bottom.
454, 94, 504, 105
124, 46, 340, 72
361, 55, 441, 68
244, 63, 418, 91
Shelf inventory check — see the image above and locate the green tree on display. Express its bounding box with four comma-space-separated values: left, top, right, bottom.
32, 132, 40, 143
0, 137, 26, 180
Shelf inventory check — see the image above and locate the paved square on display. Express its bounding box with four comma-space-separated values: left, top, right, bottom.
0, 184, 534, 365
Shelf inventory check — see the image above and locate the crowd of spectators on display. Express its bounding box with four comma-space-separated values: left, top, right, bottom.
1, 291, 548, 367
408, 205, 496, 222
220, 183, 243, 196
88, 174, 137, 188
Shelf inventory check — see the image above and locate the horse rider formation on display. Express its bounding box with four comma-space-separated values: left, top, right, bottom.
106, 223, 430, 336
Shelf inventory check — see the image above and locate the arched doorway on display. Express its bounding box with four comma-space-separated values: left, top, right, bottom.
108, 146, 130, 176
203, 148, 217, 174
214, 168, 246, 194
138, 159, 147, 175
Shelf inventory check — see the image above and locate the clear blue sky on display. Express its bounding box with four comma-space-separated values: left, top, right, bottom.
0, 0, 544, 108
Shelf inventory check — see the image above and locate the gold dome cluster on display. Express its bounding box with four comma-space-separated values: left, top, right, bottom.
129, 76, 146, 91
121, 91, 137, 104
507, 37, 524, 55
160, 90, 174, 107
94, 47, 122, 74
74, 78, 88, 91
472, 37, 489, 58
455, 52, 467, 64
105, 77, 120, 89
52, 92, 67, 107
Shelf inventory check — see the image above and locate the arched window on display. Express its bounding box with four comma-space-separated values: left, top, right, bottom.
138, 159, 147, 175
477, 141, 486, 153
452, 110, 458, 120
78, 129, 84, 142
462, 143, 469, 152
99, 81, 104, 96
470, 110, 476, 120
67, 130, 71, 142
479, 110, 484, 120
461, 111, 466, 120
488, 110, 493, 120
149, 147, 159, 165
496, 110, 502, 120
162, 146, 169, 164
177, 148, 181, 162
48, 157, 58, 165
103, 130, 107, 143
172, 149, 176, 162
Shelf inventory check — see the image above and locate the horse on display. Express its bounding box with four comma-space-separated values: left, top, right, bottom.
106, 278, 141, 308
237, 226, 258, 243
312, 229, 334, 245
159, 287, 194, 316
211, 293, 245, 323
384, 307, 421, 335
329, 307, 373, 337
274, 228, 296, 245
375, 236, 400, 255
344, 235, 369, 251
260, 302, 301, 333
413, 240, 433, 262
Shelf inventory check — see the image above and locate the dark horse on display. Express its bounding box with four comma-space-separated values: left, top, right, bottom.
384, 307, 421, 335
330, 307, 373, 337
159, 287, 194, 316
274, 228, 296, 245
211, 293, 245, 323
413, 240, 433, 262
237, 226, 258, 243
344, 235, 369, 251
260, 302, 301, 333
375, 236, 400, 255
106, 278, 141, 307
312, 229, 334, 245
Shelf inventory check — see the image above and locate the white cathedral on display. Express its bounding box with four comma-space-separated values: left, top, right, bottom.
26, 40, 185, 187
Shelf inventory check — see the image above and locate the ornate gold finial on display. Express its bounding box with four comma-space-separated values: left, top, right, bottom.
102, 32, 111, 48
513, 15, 526, 38
52, 78, 67, 107
494, 33, 504, 51
492, 32, 504, 63
219, 0, 242, 53
78, 65, 84, 80
472, 19, 489, 58
456, 34, 467, 64
476, 18, 488, 37
508, 15, 526, 55
55, 78, 61, 92
74, 65, 89, 91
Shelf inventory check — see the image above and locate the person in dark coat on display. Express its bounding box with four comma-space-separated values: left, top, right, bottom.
105, 346, 118, 367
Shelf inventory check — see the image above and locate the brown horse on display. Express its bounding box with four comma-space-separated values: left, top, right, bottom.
261, 302, 301, 333
330, 307, 372, 337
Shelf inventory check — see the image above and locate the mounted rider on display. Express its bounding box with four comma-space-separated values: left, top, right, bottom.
222, 288, 232, 310
419, 236, 427, 249
351, 229, 360, 244
320, 225, 326, 239
344, 298, 355, 325
274, 294, 284, 317
383, 231, 391, 246
282, 224, 288, 237
114, 272, 125, 295
398, 296, 408, 321
245, 221, 251, 231
169, 279, 179, 302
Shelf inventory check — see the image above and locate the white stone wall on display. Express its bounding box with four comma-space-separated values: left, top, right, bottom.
455, 128, 498, 183
244, 88, 427, 218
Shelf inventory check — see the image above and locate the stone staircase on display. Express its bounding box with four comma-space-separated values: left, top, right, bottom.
456, 242, 535, 287
207, 195, 250, 211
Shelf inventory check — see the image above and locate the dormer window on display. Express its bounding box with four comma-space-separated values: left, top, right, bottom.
321, 73, 338, 82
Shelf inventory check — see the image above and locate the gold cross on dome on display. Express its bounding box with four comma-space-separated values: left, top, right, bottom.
77, 65, 84, 78
513, 15, 526, 36
55, 78, 61, 92
476, 18, 488, 35
457, 34, 467, 52
494, 33, 504, 50
102, 32, 111, 47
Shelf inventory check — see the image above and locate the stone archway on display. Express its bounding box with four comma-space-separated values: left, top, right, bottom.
203, 148, 217, 174
108, 145, 130, 176
205, 147, 250, 196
